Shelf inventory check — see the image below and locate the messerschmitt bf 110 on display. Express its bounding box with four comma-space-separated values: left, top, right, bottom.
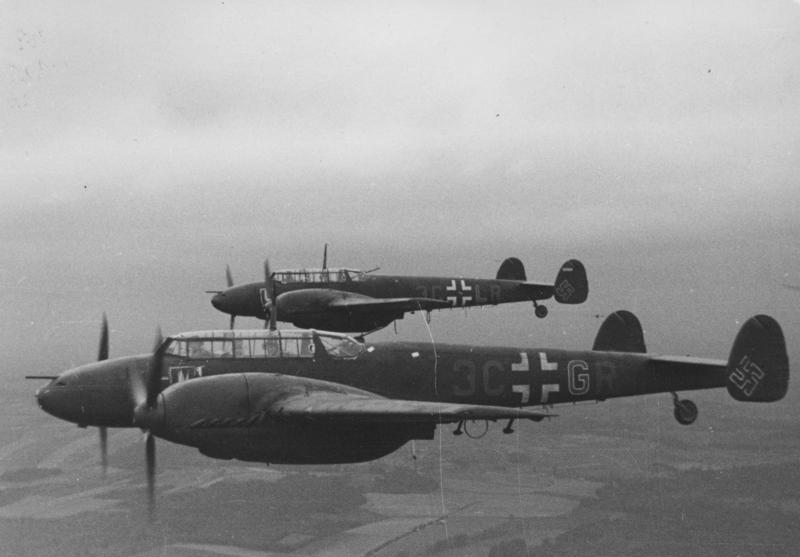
207, 251, 588, 332
31, 309, 789, 509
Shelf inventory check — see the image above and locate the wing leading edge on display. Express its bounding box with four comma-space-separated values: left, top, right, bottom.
179, 374, 555, 430
328, 296, 453, 313
271, 392, 554, 423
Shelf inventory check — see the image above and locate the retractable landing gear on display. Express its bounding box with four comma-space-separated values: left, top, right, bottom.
671, 392, 698, 425
533, 301, 548, 319
452, 419, 489, 438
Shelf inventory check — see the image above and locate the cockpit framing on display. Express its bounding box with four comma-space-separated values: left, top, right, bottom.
163, 329, 364, 361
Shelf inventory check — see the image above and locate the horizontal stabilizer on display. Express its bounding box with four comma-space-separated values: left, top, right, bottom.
515, 259, 589, 303
592, 310, 646, 353
726, 315, 789, 402
496, 257, 526, 281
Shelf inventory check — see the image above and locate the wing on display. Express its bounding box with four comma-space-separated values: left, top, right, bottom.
181, 374, 556, 430
328, 296, 453, 313
268, 391, 554, 424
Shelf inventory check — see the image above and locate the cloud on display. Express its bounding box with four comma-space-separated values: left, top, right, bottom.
2, 0, 799, 252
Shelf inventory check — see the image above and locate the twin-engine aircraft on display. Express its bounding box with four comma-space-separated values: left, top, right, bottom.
33, 310, 789, 507
208, 255, 588, 332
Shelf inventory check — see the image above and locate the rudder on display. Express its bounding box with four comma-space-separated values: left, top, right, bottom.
554, 259, 588, 304
592, 310, 646, 353
727, 315, 789, 402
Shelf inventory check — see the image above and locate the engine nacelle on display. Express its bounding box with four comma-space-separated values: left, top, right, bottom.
150, 373, 430, 464
279, 289, 397, 332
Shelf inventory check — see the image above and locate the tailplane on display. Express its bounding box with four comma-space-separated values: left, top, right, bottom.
553, 259, 588, 304
592, 310, 646, 353
726, 315, 789, 402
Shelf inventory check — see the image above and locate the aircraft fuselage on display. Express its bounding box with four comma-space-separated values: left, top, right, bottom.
162, 343, 726, 406
37, 340, 726, 431
36, 311, 789, 466
213, 276, 553, 332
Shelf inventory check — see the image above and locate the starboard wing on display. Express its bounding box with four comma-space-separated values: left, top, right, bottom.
268, 392, 554, 424
328, 296, 453, 313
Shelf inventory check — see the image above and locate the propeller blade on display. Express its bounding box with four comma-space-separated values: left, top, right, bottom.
145, 432, 156, 518
323, 243, 328, 270
225, 264, 234, 288
99, 426, 108, 477
97, 315, 110, 476
264, 259, 277, 331
98, 313, 109, 361
146, 341, 166, 408
152, 326, 163, 352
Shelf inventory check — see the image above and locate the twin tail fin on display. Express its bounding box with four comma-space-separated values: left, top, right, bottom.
593, 311, 789, 403
496, 257, 588, 304
726, 315, 789, 402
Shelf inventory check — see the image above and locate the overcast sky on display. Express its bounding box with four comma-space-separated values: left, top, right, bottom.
2, 1, 799, 393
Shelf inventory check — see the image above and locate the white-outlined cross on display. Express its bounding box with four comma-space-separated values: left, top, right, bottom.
445, 279, 473, 306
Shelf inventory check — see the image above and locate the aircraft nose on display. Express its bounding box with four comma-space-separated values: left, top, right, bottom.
211, 292, 226, 311
36, 383, 52, 410
35, 382, 71, 421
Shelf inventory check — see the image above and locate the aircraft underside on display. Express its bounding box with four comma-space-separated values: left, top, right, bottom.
173, 421, 435, 465
289, 312, 400, 334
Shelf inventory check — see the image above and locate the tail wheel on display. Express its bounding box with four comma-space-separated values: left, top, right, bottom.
673, 397, 698, 426
534, 304, 548, 319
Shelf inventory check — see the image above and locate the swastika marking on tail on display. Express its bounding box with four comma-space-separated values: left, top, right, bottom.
555, 280, 575, 301
729, 355, 764, 397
